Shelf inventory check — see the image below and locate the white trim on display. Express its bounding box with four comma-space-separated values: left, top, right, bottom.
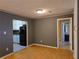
31, 44, 58, 49
0, 46, 29, 59
26, 21, 29, 47
12, 20, 29, 52
28, 44, 73, 51
0, 44, 35, 59
57, 17, 73, 50
74, 0, 78, 59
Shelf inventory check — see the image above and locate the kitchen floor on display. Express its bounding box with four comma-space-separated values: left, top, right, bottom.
13, 43, 26, 52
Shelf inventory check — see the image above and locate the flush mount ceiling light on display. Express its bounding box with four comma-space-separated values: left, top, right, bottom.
36, 9, 46, 14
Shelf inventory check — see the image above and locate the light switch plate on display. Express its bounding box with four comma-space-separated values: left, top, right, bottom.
4, 31, 7, 35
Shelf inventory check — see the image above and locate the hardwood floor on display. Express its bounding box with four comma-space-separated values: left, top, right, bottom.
4, 45, 74, 59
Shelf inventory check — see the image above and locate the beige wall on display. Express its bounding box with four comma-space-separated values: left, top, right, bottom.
34, 17, 57, 46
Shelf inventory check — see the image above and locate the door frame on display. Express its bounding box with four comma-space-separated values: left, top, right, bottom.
57, 17, 73, 50
26, 21, 29, 47
12, 19, 29, 47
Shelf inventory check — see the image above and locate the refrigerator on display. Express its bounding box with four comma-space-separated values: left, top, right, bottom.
19, 25, 27, 46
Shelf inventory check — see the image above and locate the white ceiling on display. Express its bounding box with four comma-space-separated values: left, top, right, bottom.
0, 0, 74, 19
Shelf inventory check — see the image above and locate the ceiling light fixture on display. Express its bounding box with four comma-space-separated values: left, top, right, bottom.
36, 9, 46, 14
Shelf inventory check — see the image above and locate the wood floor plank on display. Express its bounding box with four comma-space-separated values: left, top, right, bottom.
4, 45, 74, 59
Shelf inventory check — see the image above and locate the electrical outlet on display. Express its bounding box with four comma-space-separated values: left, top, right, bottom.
6, 48, 9, 51
40, 40, 43, 43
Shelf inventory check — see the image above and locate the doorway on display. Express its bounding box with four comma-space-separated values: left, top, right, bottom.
12, 19, 28, 52
57, 18, 72, 50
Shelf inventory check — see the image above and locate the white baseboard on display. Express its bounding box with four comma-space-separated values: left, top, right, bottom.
0, 44, 33, 59
31, 43, 58, 49
0, 53, 14, 59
